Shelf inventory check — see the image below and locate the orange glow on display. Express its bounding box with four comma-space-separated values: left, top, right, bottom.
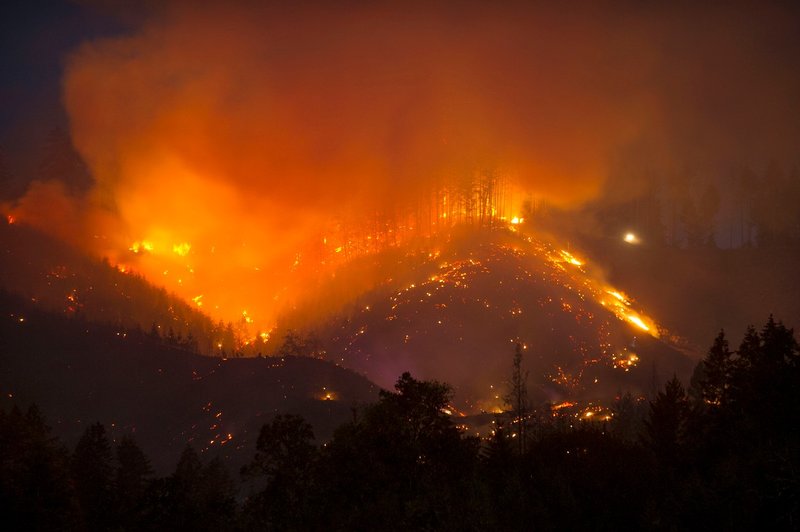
173, 242, 191, 256
613, 352, 640, 371
624, 232, 639, 244
606, 290, 627, 303
552, 401, 575, 411
3, 3, 683, 342
129, 241, 154, 254
627, 314, 650, 332
318, 388, 337, 401
559, 250, 584, 267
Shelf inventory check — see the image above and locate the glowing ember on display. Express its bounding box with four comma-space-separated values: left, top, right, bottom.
317, 387, 337, 401
612, 351, 639, 371
129, 241, 154, 254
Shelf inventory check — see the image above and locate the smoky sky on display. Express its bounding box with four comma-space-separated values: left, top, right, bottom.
6, 0, 800, 328
61, 1, 800, 210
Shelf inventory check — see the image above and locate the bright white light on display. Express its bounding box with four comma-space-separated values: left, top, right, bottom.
624, 232, 639, 244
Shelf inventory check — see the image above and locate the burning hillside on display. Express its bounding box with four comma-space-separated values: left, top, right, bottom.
3, 1, 798, 378
2, 207, 693, 413
297, 226, 693, 411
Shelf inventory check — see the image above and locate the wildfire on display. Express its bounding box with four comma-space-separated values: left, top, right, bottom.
511, 228, 661, 338
606, 290, 627, 304
559, 250, 583, 267
172, 242, 191, 256
626, 314, 650, 332
612, 351, 639, 371
42, 166, 662, 354
129, 241, 154, 254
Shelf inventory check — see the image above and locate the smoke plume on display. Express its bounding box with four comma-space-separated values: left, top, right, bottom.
9, 1, 800, 331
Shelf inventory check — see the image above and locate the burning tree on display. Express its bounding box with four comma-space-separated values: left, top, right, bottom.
504, 343, 530, 454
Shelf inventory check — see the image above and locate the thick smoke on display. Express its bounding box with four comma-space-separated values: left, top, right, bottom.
9, 1, 800, 330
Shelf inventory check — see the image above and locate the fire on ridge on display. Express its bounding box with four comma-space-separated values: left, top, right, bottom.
306, 224, 681, 412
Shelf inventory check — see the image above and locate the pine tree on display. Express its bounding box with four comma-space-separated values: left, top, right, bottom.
701, 330, 733, 407
644, 375, 688, 467
72, 422, 114, 530
504, 343, 529, 454
114, 435, 152, 527
0, 405, 76, 529
610, 391, 645, 443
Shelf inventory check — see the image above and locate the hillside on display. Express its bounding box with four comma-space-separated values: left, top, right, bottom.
301, 229, 694, 410
0, 290, 379, 473
0, 220, 239, 354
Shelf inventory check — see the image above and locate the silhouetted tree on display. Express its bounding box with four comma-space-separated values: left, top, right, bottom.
200, 457, 237, 531
0, 405, 77, 530
114, 435, 152, 528
72, 422, 114, 530
610, 391, 646, 443
241, 414, 317, 529
644, 375, 688, 467
276, 329, 307, 357
730, 317, 799, 437
312, 373, 484, 529
504, 343, 529, 454
696, 330, 734, 409
482, 421, 524, 529
693, 317, 800, 528
153, 445, 236, 531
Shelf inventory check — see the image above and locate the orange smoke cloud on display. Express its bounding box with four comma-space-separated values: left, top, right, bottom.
10, 2, 800, 334
56, 3, 636, 329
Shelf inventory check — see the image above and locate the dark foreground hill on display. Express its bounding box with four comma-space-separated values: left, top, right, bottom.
0, 290, 378, 473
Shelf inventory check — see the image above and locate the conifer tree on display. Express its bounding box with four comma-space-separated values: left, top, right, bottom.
72, 422, 114, 530
504, 343, 529, 454
114, 435, 152, 527
644, 375, 688, 467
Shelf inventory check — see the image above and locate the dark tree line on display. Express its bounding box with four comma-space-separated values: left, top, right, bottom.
2, 316, 798, 530
0, 410, 237, 531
